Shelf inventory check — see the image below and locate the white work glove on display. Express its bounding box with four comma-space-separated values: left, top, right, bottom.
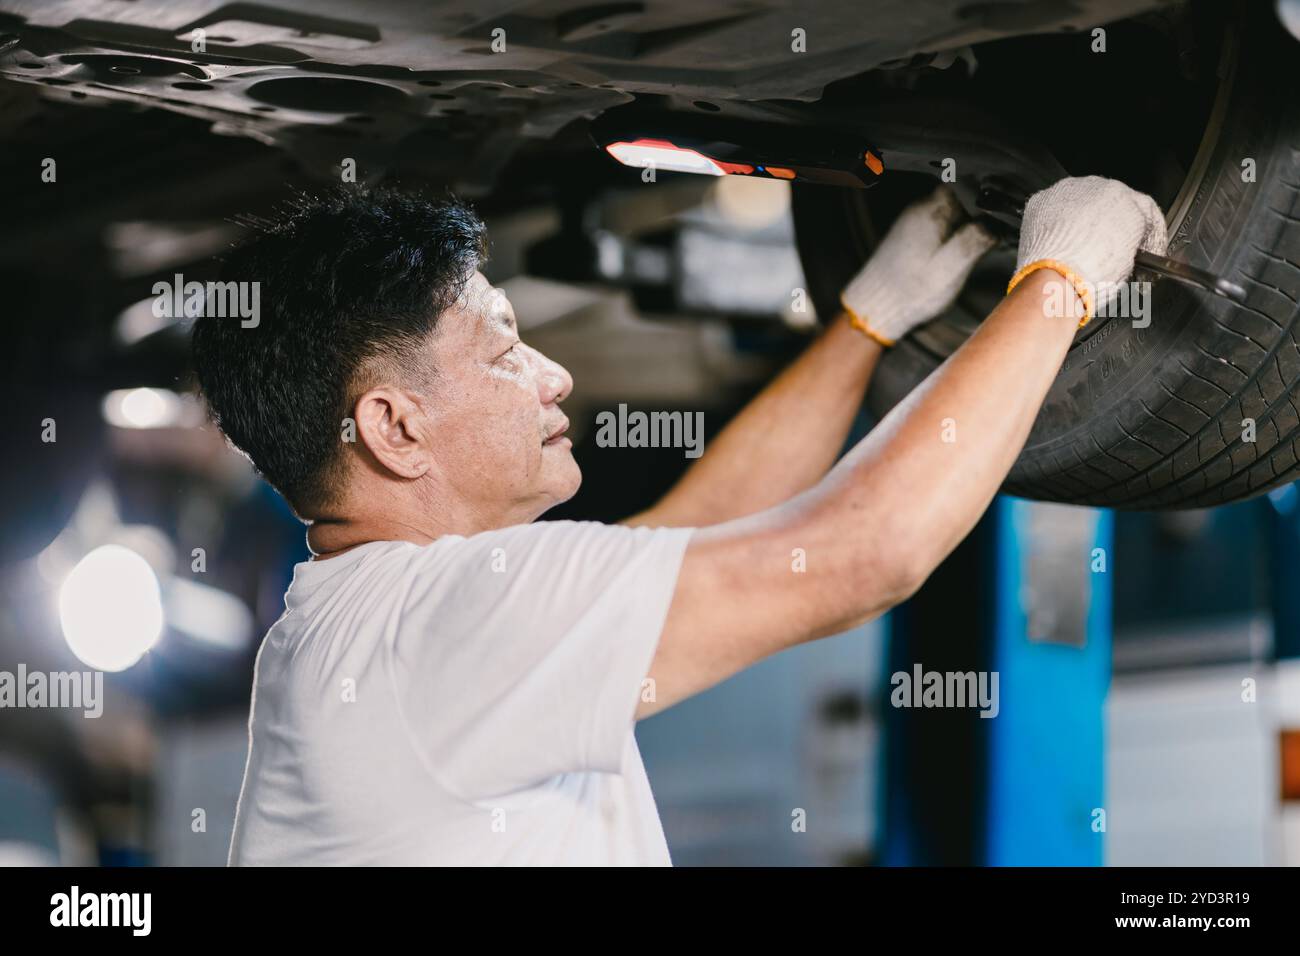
1008, 175, 1168, 325
840, 186, 995, 346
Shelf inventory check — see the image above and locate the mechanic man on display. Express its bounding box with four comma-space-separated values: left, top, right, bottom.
194, 176, 1165, 865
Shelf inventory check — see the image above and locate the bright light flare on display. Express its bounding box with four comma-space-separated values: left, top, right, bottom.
102, 387, 185, 429
59, 545, 163, 671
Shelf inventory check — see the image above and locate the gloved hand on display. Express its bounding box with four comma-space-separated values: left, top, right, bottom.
1007, 175, 1168, 325
840, 186, 995, 347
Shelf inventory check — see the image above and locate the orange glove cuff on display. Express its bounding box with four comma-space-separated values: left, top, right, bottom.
1005, 259, 1094, 327
841, 299, 897, 347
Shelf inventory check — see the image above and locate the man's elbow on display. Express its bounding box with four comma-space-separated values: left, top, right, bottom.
815, 555, 924, 638
873, 508, 953, 605
789, 500, 934, 625
876, 545, 930, 609
821, 537, 930, 631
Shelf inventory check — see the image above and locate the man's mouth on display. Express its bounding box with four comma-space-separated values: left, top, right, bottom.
543, 418, 571, 447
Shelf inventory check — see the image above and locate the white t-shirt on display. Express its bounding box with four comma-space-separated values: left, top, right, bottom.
227, 519, 695, 866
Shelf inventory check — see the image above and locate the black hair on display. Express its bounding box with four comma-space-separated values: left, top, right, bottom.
191, 187, 487, 514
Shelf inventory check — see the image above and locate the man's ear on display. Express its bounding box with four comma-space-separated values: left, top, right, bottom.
353, 387, 430, 480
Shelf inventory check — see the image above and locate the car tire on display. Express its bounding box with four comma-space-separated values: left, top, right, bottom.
794, 4, 1300, 509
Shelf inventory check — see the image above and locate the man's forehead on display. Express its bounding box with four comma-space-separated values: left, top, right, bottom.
432, 271, 512, 345
460, 270, 515, 332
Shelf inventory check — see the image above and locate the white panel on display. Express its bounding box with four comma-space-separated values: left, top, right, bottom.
1107, 664, 1277, 866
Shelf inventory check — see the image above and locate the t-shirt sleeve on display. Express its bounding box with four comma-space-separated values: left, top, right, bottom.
389, 519, 695, 800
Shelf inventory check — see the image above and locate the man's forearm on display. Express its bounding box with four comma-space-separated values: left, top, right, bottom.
626, 312, 882, 527
804, 269, 1079, 616
649, 177, 1163, 715
645, 270, 1082, 714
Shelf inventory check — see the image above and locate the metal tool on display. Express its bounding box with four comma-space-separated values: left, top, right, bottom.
1130, 250, 1247, 304
975, 185, 1247, 304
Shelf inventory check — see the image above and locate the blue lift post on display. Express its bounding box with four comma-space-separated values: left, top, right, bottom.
1268, 484, 1300, 662
880, 495, 1113, 866
984, 497, 1113, 865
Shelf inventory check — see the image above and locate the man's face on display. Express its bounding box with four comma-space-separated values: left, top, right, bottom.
422, 270, 579, 524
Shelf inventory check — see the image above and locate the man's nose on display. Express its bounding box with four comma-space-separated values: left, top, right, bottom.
531, 348, 573, 405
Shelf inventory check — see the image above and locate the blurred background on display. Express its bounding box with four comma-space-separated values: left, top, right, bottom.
2, 79, 1298, 868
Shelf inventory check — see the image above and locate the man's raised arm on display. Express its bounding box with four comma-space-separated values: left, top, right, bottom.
624, 187, 992, 528
638, 176, 1168, 718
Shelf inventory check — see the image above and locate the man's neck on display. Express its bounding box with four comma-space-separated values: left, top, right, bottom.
304, 500, 518, 560
306, 514, 435, 560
